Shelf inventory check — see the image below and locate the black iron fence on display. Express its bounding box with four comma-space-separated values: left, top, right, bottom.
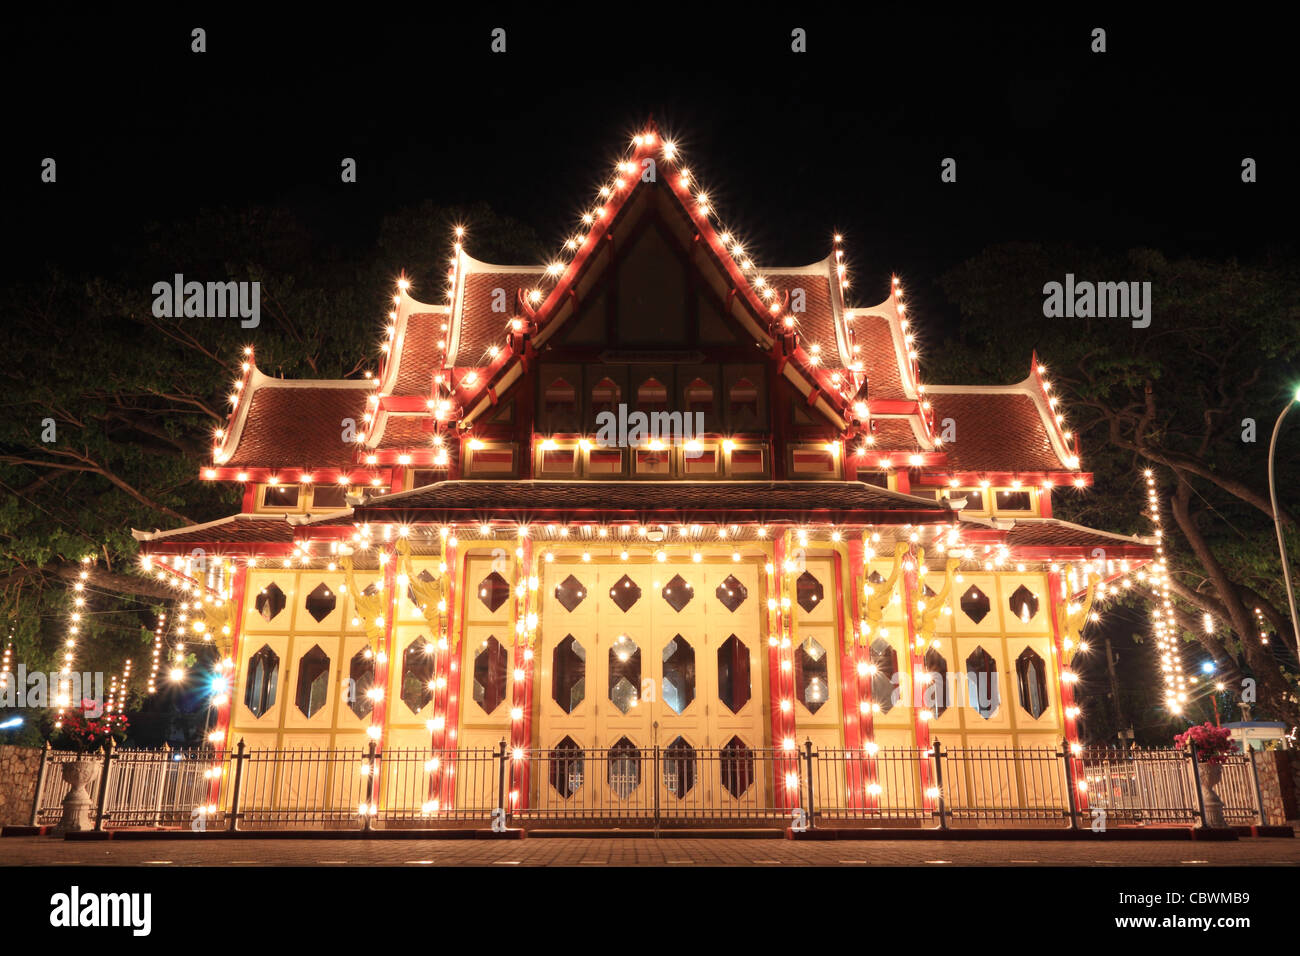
29, 738, 1263, 832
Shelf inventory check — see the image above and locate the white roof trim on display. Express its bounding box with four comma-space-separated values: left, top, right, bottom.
131, 512, 291, 542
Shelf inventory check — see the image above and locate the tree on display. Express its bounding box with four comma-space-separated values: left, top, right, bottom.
931, 242, 1300, 732
0, 201, 545, 739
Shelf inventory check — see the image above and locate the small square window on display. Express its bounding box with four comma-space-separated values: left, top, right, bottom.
539, 447, 578, 476
409, 470, 439, 489
995, 489, 1033, 512
728, 448, 765, 476
635, 449, 670, 476
262, 485, 300, 508
310, 485, 349, 509
683, 448, 717, 475
588, 449, 623, 475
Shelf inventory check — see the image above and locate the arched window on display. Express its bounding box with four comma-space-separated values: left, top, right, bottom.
729, 377, 759, 429
684, 377, 713, 418
543, 377, 578, 431
591, 377, 621, 416
636, 377, 668, 413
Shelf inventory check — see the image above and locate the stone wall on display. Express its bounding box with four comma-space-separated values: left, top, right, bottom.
1254, 749, 1298, 825
0, 745, 43, 827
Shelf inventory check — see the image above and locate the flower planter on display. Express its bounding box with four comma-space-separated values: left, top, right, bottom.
53, 759, 100, 833
1198, 761, 1227, 828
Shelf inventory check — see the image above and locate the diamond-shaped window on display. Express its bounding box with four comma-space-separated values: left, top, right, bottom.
796, 571, 824, 613
294, 644, 331, 718
869, 638, 899, 713
608, 574, 642, 612
1016, 647, 1049, 719
608, 737, 640, 800
477, 571, 511, 613
922, 582, 937, 598
554, 574, 587, 612
1009, 584, 1040, 622
549, 736, 584, 799
362, 581, 382, 597
348, 648, 375, 720
923, 647, 949, 718
966, 646, 999, 719
552, 635, 586, 714
400, 636, 435, 714
304, 582, 337, 623
473, 635, 509, 714
717, 635, 751, 713
244, 644, 279, 718
609, 634, 641, 714
715, 574, 748, 612
661, 574, 694, 612
662, 636, 696, 714
795, 636, 829, 713
867, 570, 886, 585
255, 582, 286, 622
959, 584, 991, 624
720, 736, 755, 797
663, 736, 697, 798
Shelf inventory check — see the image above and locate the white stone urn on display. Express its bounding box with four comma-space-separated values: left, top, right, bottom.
1199, 761, 1227, 828
53, 759, 100, 833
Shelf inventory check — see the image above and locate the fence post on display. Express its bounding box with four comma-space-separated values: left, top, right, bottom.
28, 742, 51, 827
653, 744, 661, 836
362, 740, 376, 832
932, 740, 948, 830
227, 739, 247, 832
93, 739, 116, 832
803, 738, 816, 830
1061, 739, 1080, 830
497, 738, 508, 825
152, 742, 171, 827
1248, 748, 1267, 826
1186, 739, 1207, 827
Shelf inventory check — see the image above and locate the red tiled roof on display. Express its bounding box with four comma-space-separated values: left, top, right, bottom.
849, 312, 907, 400
962, 517, 1155, 557
864, 417, 920, 448
354, 480, 952, 525
132, 514, 296, 546
391, 312, 446, 395
452, 270, 544, 367
766, 271, 843, 370
374, 415, 435, 449
223, 384, 367, 469
928, 391, 1064, 473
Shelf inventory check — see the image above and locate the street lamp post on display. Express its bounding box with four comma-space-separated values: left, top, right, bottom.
1267, 388, 1300, 665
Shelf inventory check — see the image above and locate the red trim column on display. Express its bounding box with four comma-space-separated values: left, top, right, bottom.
210, 562, 249, 807
371, 543, 399, 811
902, 554, 936, 811
428, 534, 459, 810
509, 536, 535, 810
1047, 570, 1087, 812
767, 535, 799, 811
835, 548, 867, 809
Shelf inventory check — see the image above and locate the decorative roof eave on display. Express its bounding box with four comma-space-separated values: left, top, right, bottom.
212, 364, 373, 468
133, 510, 357, 556
955, 515, 1157, 559
351, 479, 955, 527
925, 369, 1082, 472
374, 289, 448, 398
199, 465, 398, 486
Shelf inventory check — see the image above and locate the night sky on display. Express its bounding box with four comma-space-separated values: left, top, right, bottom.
8, 12, 1295, 335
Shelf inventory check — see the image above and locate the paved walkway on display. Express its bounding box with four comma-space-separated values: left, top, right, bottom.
2, 835, 1297, 866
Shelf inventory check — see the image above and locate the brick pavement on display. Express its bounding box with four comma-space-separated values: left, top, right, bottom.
1, 835, 1297, 866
